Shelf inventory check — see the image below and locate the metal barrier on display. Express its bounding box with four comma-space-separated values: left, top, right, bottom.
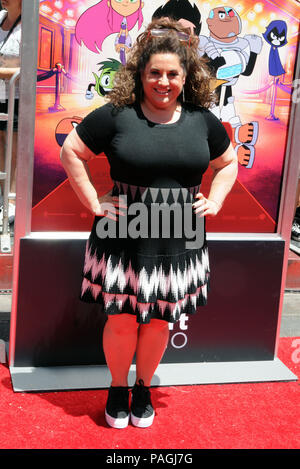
0, 70, 20, 253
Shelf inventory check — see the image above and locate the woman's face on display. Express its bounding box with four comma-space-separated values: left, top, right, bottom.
109, 0, 142, 18
141, 53, 186, 111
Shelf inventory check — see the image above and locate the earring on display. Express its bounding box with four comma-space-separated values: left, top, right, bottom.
182, 86, 185, 103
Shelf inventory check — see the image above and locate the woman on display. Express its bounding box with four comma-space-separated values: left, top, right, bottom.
61, 18, 238, 429
0, 0, 22, 224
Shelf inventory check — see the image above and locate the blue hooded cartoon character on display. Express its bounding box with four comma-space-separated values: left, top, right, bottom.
263, 20, 287, 77
263, 20, 288, 121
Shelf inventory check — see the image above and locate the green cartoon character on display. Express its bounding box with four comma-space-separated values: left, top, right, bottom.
85, 58, 121, 99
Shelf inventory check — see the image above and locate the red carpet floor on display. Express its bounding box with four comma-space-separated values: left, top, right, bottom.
0, 337, 299, 450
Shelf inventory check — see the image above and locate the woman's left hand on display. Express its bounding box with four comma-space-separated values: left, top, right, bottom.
192, 193, 221, 217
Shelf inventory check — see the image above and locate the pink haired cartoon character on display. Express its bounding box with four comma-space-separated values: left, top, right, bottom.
75, 0, 144, 65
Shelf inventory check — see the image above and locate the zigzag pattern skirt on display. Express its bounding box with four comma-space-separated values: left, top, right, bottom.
80, 181, 210, 324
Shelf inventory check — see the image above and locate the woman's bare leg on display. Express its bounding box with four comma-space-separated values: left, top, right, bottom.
0, 130, 17, 203
135, 319, 170, 386
102, 313, 139, 387
10, 131, 18, 198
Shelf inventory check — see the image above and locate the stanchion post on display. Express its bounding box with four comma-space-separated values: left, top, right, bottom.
48, 63, 66, 112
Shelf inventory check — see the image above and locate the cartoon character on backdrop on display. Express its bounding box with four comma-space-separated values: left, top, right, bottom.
198, 6, 263, 169
75, 0, 144, 65
55, 117, 83, 148
55, 58, 121, 146
152, 0, 202, 36
85, 58, 122, 100
263, 20, 288, 121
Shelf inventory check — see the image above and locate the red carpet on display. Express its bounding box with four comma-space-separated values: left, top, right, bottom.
0, 337, 299, 450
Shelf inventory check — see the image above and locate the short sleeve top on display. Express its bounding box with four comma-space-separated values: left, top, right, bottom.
0, 10, 21, 101
75, 102, 231, 188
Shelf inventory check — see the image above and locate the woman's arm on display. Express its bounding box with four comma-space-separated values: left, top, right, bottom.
193, 143, 238, 217
60, 128, 102, 215
0, 67, 20, 80
60, 128, 126, 220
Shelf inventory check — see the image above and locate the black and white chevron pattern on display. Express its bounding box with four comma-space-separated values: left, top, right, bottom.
81, 243, 209, 322
113, 181, 200, 205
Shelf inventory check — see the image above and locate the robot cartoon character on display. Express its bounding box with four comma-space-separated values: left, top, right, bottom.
85, 58, 121, 100
199, 6, 263, 168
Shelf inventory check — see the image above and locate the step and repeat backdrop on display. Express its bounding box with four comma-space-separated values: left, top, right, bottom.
10, 1, 300, 381
33, 0, 299, 234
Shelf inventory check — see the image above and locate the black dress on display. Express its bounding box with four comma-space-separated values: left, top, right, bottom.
76, 102, 230, 324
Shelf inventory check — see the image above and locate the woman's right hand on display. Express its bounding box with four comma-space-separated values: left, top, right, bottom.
92, 191, 127, 221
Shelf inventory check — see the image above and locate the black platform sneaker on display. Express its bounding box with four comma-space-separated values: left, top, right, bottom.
105, 386, 130, 429
131, 379, 155, 428
291, 217, 300, 242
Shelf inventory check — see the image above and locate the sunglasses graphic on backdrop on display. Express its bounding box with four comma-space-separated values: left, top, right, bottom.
146, 28, 191, 46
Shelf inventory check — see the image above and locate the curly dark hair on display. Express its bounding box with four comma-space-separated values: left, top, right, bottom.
108, 18, 215, 109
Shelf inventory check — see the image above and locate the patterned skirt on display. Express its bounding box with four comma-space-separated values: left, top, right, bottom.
80, 181, 210, 324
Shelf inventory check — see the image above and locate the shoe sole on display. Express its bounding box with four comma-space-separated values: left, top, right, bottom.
105, 409, 129, 429
130, 412, 154, 428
